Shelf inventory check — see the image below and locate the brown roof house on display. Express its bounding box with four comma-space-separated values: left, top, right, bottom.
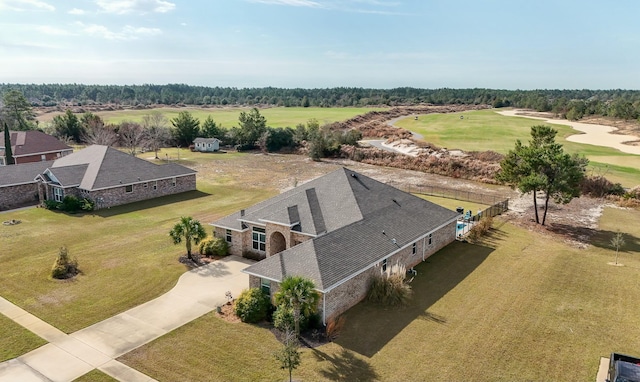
211, 168, 460, 324
0, 161, 53, 210
1, 130, 73, 166
35, 145, 196, 209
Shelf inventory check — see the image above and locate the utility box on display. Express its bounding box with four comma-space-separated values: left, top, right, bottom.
608, 353, 640, 382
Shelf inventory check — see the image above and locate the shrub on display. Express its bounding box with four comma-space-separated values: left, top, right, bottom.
367, 262, 412, 306
51, 246, 80, 279
61, 195, 82, 212
273, 305, 295, 331
43, 200, 61, 210
467, 216, 493, 242
234, 288, 270, 323
80, 198, 95, 211
199, 237, 229, 257
325, 315, 346, 342
580, 176, 625, 197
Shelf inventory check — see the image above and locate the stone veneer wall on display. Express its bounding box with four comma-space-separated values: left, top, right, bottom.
323, 220, 456, 321
85, 174, 195, 209
0, 183, 40, 210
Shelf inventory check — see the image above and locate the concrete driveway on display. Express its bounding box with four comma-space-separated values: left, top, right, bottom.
0, 256, 252, 382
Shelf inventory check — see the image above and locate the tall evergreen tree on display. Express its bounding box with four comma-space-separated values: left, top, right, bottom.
3, 122, 15, 165
170, 111, 200, 147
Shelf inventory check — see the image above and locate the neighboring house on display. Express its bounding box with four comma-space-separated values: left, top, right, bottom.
1, 130, 73, 166
35, 145, 197, 209
193, 138, 220, 152
0, 161, 52, 210
211, 168, 460, 324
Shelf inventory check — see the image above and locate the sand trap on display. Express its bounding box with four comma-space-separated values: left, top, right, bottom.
497, 109, 640, 155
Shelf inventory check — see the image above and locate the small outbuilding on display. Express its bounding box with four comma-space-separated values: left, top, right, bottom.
193, 138, 220, 152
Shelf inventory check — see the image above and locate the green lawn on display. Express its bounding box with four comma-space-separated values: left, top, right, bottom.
119, 206, 640, 381
0, 181, 272, 333
0, 314, 47, 362
38, 107, 386, 128
73, 369, 117, 382
397, 109, 640, 187
416, 194, 488, 213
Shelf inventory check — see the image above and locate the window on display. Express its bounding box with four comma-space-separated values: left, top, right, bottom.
428, 233, 433, 245
41, 154, 47, 161
125, 185, 133, 193
260, 278, 271, 295
412, 242, 417, 255
252, 227, 266, 252
381, 258, 387, 272
225, 229, 232, 243
53, 187, 64, 202
171, 177, 176, 187
143, 182, 148, 188
153, 181, 158, 190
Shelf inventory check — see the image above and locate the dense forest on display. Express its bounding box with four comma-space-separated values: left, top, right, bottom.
2, 84, 640, 121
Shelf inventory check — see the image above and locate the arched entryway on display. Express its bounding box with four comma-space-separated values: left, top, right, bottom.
269, 231, 287, 256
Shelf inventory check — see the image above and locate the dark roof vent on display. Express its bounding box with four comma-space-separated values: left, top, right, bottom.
240, 209, 245, 217
351, 173, 358, 178
392, 198, 400, 206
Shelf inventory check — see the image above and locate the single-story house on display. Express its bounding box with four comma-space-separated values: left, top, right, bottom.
211, 168, 460, 324
35, 145, 197, 209
0, 161, 53, 210
193, 138, 220, 152
1, 130, 73, 166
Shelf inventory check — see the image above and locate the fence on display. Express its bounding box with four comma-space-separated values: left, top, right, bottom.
392, 183, 508, 206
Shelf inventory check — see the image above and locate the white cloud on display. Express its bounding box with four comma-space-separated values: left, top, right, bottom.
95, 0, 175, 14
249, 0, 321, 7
68, 8, 85, 15
0, 0, 55, 11
75, 22, 162, 40
35, 25, 74, 35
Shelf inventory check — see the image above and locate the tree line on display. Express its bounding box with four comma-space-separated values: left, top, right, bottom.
2, 84, 640, 121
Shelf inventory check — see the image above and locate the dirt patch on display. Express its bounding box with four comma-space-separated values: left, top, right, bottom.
216, 302, 241, 323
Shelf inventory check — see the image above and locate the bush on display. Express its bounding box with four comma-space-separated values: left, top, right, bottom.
199, 237, 229, 257
51, 246, 80, 279
580, 176, 625, 197
367, 262, 412, 306
43, 199, 61, 210
273, 305, 295, 331
233, 288, 270, 323
61, 195, 82, 212
467, 216, 493, 242
43, 196, 94, 212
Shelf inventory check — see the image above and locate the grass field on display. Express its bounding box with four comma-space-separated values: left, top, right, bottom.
72, 369, 117, 382
119, 207, 640, 381
0, 314, 47, 362
396, 109, 640, 187
37, 106, 386, 128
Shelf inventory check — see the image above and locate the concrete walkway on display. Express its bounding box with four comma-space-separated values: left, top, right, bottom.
0, 256, 252, 382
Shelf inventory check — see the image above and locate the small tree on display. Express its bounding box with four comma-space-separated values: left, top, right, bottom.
274, 276, 319, 336
274, 328, 301, 382
610, 230, 625, 265
142, 112, 170, 158
51, 246, 79, 279
169, 216, 207, 262
171, 111, 200, 147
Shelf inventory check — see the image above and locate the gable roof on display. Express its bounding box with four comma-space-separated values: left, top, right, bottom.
4, 130, 72, 158
228, 168, 460, 292
194, 138, 220, 143
44, 145, 196, 190
0, 161, 53, 187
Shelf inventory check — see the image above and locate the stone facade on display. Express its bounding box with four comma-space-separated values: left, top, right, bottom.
218, 222, 314, 259
0, 183, 40, 210
40, 174, 196, 210
243, 221, 457, 323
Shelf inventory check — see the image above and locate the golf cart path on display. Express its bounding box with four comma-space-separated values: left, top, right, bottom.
0, 256, 252, 382
497, 109, 640, 155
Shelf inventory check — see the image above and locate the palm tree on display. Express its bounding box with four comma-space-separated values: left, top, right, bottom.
169, 216, 206, 262
274, 276, 320, 336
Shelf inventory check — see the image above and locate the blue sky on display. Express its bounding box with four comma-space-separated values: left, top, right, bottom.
0, 0, 638, 89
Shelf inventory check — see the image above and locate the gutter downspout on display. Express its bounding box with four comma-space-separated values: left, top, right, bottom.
322, 293, 326, 326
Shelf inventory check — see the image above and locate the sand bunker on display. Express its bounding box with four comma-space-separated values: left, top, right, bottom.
497, 109, 640, 155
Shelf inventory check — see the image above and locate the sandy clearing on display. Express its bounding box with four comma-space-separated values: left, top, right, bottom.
497, 109, 640, 155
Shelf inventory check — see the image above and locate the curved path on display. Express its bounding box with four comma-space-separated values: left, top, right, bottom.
0, 256, 252, 382
497, 109, 640, 155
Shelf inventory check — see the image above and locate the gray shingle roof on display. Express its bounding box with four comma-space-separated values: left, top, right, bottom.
238, 168, 460, 291
47, 145, 196, 190
0, 161, 53, 187
193, 138, 220, 143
